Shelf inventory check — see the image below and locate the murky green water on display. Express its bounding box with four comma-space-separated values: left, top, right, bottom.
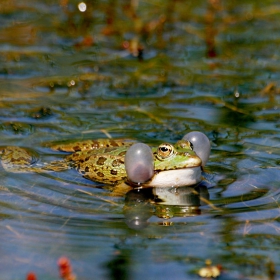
0, 1, 280, 279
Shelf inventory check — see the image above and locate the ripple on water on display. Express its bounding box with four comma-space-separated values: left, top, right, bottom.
0, 165, 124, 237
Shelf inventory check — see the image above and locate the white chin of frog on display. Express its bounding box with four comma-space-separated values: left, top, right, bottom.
144, 167, 201, 188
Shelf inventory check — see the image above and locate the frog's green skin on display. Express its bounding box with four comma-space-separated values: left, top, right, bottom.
0, 139, 202, 187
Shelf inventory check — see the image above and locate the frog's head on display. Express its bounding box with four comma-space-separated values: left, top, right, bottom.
143, 140, 202, 187
125, 139, 203, 188
153, 140, 202, 171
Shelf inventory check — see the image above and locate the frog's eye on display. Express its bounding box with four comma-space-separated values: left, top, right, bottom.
157, 143, 174, 159
179, 140, 193, 150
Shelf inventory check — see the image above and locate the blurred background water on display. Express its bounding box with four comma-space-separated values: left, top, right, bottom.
0, 0, 280, 279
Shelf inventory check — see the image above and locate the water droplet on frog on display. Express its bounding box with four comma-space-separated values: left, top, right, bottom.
125, 143, 154, 184
183, 131, 211, 166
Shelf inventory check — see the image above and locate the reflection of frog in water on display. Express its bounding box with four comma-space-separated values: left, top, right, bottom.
123, 183, 210, 229
0, 138, 202, 188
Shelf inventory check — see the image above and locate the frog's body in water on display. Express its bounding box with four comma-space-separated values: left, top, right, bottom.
0, 139, 202, 188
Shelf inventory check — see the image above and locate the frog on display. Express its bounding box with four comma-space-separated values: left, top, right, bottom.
0, 138, 202, 188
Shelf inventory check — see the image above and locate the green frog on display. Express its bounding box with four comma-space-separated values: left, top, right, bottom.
0, 138, 202, 188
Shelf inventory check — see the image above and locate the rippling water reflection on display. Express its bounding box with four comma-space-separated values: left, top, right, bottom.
0, 0, 280, 279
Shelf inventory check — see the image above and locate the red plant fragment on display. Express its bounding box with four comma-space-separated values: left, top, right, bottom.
26, 272, 37, 280
58, 256, 76, 280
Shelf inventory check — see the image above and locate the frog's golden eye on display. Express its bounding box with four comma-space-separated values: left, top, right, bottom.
157, 143, 174, 159
178, 140, 193, 150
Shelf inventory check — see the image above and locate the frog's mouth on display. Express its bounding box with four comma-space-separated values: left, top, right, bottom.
143, 167, 202, 188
